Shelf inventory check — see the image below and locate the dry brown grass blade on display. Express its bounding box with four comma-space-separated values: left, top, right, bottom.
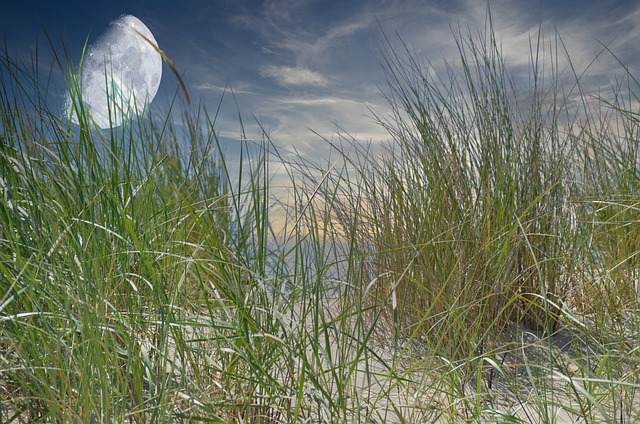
134, 29, 191, 105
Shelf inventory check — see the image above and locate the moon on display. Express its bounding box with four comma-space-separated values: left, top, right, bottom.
66, 15, 162, 129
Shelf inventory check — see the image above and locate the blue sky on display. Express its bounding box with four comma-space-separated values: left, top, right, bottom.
2, 0, 639, 162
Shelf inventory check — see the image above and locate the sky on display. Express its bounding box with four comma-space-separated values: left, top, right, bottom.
2, 0, 640, 177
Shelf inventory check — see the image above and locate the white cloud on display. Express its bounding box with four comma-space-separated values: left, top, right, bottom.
193, 81, 257, 96
260, 65, 329, 86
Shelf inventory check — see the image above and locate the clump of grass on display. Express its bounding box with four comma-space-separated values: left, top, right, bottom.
0, 35, 411, 423
0, 39, 238, 420
578, 80, 640, 319
317, 21, 578, 361
301, 15, 640, 422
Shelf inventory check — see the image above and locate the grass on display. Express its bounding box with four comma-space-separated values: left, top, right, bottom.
2, 15, 640, 423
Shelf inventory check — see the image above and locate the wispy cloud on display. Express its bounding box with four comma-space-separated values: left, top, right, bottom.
193, 82, 257, 96
287, 17, 375, 64
260, 65, 329, 86
160, 0, 640, 157
232, 1, 375, 66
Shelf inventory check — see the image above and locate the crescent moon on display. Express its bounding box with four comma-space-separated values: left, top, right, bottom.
66, 15, 162, 129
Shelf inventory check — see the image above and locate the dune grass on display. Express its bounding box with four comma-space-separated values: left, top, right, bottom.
2, 19, 640, 423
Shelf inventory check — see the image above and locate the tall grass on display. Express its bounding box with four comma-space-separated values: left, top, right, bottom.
2, 16, 640, 423
301, 19, 640, 422
0, 40, 236, 421
315, 22, 579, 359
0, 36, 407, 423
